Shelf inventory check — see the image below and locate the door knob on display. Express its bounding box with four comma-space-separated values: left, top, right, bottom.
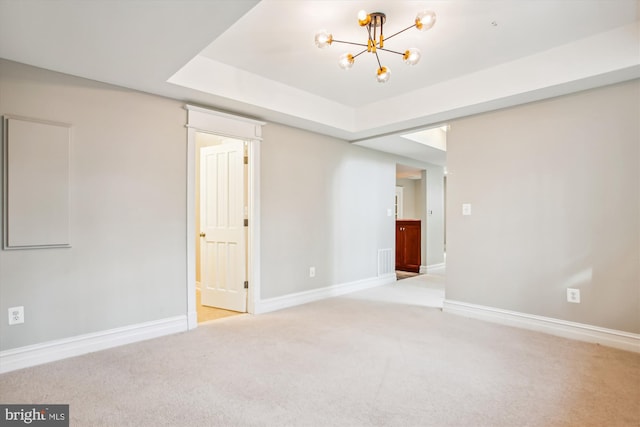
199, 232, 206, 237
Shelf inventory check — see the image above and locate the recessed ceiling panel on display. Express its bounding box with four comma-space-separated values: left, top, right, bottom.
199, 0, 637, 107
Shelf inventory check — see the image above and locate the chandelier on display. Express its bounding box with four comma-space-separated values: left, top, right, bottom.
314, 9, 436, 83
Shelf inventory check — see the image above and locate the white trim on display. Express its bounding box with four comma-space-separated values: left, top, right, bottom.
443, 300, 640, 353
422, 262, 445, 273
246, 139, 261, 315
185, 105, 265, 140
0, 316, 187, 373
187, 310, 198, 330
186, 126, 198, 330
185, 105, 266, 127
255, 274, 396, 314
394, 186, 403, 220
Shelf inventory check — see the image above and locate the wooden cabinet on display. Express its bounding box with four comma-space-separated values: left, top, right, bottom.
396, 220, 421, 273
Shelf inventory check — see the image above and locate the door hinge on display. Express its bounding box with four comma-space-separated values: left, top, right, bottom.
244, 281, 249, 289
244, 219, 248, 227
244, 156, 248, 165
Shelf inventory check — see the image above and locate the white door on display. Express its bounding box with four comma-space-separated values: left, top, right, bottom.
200, 140, 247, 312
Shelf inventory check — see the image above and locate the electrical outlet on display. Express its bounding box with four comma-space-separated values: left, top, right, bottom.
8, 306, 24, 325
567, 288, 580, 304
309, 267, 316, 278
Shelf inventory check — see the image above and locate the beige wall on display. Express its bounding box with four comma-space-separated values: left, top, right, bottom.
423, 167, 446, 267
446, 79, 639, 333
0, 60, 188, 350
260, 123, 398, 299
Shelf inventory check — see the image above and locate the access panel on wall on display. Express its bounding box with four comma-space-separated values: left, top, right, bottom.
2, 115, 71, 249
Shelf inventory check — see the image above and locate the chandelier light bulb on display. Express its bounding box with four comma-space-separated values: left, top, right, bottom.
403, 48, 421, 65
358, 9, 371, 26
338, 53, 355, 70
376, 66, 391, 83
415, 10, 436, 31
314, 30, 333, 48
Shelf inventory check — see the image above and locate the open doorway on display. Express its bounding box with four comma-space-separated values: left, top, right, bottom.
186, 105, 265, 330
395, 161, 447, 276
390, 163, 446, 307
395, 164, 425, 279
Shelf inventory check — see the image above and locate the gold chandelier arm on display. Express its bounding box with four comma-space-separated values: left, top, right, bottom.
383, 24, 417, 42
331, 39, 369, 48
352, 49, 368, 59
373, 50, 383, 70
378, 48, 405, 56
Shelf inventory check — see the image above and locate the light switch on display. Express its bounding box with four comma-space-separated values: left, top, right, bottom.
387, 208, 393, 217
462, 203, 471, 216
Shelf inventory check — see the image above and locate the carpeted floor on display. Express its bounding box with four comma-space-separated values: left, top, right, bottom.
1, 271, 638, 426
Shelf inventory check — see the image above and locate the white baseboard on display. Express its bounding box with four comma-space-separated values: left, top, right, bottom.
443, 300, 639, 353
421, 263, 445, 273
0, 315, 188, 373
255, 273, 397, 314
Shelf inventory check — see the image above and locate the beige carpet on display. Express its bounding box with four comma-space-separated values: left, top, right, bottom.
1, 277, 638, 426
360, 268, 445, 309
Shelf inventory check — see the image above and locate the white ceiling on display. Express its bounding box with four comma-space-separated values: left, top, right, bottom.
1, 0, 638, 167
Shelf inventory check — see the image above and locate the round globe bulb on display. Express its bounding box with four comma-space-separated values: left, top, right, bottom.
314, 30, 332, 48
376, 66, 391, 83
357, 9, 371, 26
416, 10, 436, 31
403, 48, 421, 65
338, 53, 354, 70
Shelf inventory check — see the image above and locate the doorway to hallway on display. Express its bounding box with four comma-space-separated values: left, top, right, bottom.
185, 105, 265, 329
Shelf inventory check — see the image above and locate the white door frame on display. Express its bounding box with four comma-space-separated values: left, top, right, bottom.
186, 105, 265, 329
395, 186, 404, 219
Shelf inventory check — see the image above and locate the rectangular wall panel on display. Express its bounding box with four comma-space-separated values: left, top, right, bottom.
3, 116, 71, 249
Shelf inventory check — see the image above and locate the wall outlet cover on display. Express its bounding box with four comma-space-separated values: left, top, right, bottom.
567, 288, 581, 303
8, 306, 24, 325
